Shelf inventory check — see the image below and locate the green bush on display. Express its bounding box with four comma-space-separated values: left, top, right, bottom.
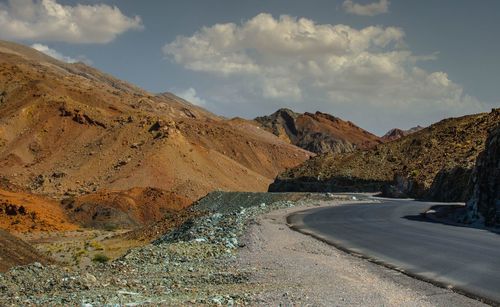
92, 253, 109, 263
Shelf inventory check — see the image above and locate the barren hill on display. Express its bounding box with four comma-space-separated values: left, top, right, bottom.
0, 40, 312, 224
271, 109, 500, 202
255, 108, 382, 154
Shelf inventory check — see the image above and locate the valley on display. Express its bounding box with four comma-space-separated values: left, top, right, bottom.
0, 36, 498, 306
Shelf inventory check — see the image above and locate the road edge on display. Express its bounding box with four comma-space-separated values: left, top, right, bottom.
286, 208, 498, 307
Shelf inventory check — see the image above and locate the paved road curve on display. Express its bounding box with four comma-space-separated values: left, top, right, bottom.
288, 199, 500, 304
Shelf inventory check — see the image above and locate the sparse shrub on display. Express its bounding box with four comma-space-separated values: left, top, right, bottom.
90, 241, 104, 250
103, 224, 118, 231
92, 253, 109, 263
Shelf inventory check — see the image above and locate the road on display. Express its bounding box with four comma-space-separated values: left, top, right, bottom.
287, 198, 500, 304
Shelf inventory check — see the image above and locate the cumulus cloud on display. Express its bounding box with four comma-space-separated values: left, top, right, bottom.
31, 43, 92, 64
176, 88, 207, 106
0, 0, 143, 43
163, 13, 483, 133
31, 43, 74, 62
342, 0, 390, 16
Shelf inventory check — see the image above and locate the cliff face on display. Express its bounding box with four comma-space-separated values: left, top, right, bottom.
255, 109, 381, 154
465, 124, 500, 226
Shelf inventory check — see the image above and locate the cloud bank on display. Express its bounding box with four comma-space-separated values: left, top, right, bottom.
342, 0, 390, 16
0, 0, 143, 43
166, 13, 482, 133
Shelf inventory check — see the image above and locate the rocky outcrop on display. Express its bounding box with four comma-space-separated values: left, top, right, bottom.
464, 123, 500, 226
255, 109, 381, 154
59, 105, 107, 128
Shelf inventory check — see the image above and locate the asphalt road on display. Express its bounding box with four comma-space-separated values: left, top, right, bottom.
288, 198, 500, 304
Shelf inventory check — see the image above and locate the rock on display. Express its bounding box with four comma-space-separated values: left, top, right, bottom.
81, 273, 97, 288
465, 124, 500, 226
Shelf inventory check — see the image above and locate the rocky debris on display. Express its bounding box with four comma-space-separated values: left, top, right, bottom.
30, 174, 45, 190
0, 202, 27, 216
149, 119, 179, 139
59, 105, 106, 128
0, 192, 338, 305
130, 141, 144, 149
0, 90, 6, 106
113, 158, 130, 169
51, 171, 66, 179
463, 123, 500, 226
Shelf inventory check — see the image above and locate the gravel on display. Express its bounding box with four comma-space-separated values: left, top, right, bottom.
0, 192, 343, 305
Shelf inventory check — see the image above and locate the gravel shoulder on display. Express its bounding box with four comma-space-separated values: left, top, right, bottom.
239, 202, 488, 306
0, 194, 489, 306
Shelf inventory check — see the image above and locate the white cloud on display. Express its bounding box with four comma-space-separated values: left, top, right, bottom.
31, 43, 75, 62
176, 88, 206, 106
163, 13, 484, 134
0, 0, 143, 43
342, 0, 390, 16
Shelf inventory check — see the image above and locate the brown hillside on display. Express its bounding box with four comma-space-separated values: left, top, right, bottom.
271, 109, 500, 202
0, 229, 52, 272
65, 187, 192, 229
0, 188, 78, 233
255, 108, 382, 154
0, 40, 312, 210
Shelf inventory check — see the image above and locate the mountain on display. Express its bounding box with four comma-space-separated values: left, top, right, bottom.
0, 40, 312, 225
270, 109, 500, 202
381, 126, 424, 142
464, 122, 500, 225
254, 108, 382, 154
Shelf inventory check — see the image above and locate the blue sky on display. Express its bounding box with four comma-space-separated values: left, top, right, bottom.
0, 0, 498, 135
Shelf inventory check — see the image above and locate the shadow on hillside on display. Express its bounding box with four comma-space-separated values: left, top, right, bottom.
268, 176, 390, 193
425, 166, 473, 202
403, 204, 500, 235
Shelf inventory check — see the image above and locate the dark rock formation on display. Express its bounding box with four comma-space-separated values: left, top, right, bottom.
464, 124, 500, 226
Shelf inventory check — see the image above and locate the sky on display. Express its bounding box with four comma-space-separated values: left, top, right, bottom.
0, 0, 498, 135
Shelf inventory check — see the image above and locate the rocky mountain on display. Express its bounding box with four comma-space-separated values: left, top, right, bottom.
464, 123, 500, 226
382, 126, 424, 142
270, 109, 500, 202
0, 40, 312, 228
255, 108, 382, 154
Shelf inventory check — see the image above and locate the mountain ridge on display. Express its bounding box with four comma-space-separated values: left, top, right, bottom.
0, 40, 312, 229
254, 108, 382, 154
